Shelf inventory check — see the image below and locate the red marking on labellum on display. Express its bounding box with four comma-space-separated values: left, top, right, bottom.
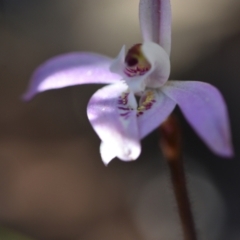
118, 91, 132, 119
124, 43, 151, 78
124, 66, 150, 77
120, 112, 130, 117
118, 107, 131, 111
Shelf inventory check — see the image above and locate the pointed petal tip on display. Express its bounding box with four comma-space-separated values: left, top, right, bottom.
215, 145, 235, 159
102, 159, 112, 167
21, 91, 33, 101
100, 141, 140, 166
109, 45, 126, 75
100, 142, 116, 166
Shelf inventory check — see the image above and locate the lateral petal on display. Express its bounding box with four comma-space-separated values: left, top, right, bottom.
22, 52, 121, 100
87, 82, 141, 164
137, 89, 176, 138
139, 0, 172, 55
161, 81, 234, 157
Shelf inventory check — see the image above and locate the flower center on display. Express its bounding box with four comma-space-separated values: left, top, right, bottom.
137, 90, 156, 116
124, 44, 151, 77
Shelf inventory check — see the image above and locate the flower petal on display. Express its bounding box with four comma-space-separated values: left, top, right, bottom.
22, 52, 121, 100
142, 42, 170, 88
161, 81, 234, 157
139, 0, 172, 55
110, 45, 147, 93
137, 89, 176, 138
110, 42, 170, 92
100, 142, 118, 165
87, 82, 141, 164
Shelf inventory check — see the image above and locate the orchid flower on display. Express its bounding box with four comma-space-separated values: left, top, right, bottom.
23, 0, 233, 165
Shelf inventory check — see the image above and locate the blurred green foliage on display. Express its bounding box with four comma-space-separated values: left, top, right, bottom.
0, 227, 33, 240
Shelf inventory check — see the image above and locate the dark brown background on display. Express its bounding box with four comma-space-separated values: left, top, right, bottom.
0, 0, 240, 239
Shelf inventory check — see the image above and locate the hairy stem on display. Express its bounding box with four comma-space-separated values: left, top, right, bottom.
159, 114, 197, 240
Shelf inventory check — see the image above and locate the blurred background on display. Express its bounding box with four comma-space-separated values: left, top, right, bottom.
0, 0, 240, 239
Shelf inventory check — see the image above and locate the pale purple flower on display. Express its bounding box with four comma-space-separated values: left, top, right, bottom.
23, 0, 233, 165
